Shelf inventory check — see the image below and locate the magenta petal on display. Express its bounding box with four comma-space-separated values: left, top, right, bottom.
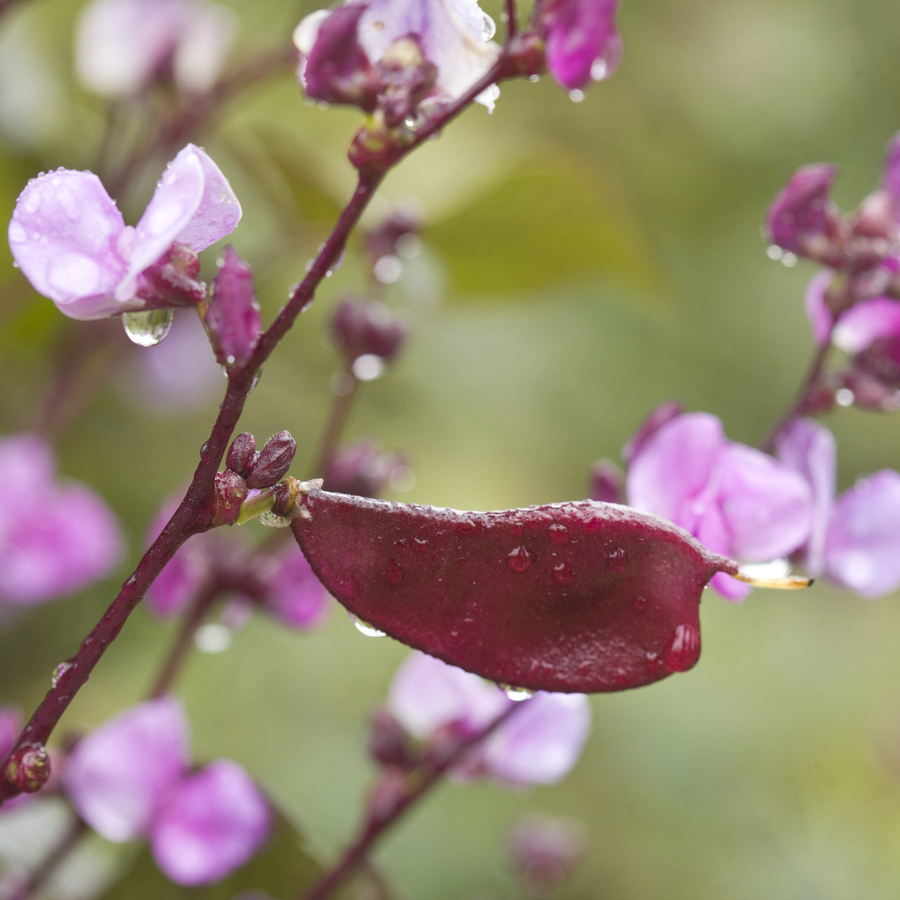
263, 549, 329, 630
826, 470, 900, 598
121, 145, 240, 300
766, 163, 838, 255
9, 170, 127, 319
544, 0, 622, 91
625, 413, 724, 527
714, 444, 812, 562
833, 296, 900, 354
776, 419, 836, 576
483, 693, 591, 785
388, 652, 509, 739
151, 760, 271, 886
805, 270, 835, 346
0, 434, 54, 500
64, 697, 189, 842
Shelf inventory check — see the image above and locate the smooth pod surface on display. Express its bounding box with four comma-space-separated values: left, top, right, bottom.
291, 491, 741, 693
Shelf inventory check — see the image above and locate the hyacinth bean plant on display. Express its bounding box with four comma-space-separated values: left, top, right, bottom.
1, 0, 900, 896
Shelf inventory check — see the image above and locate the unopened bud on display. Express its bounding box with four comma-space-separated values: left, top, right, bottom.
367, 708, 419, 770
207, 247, 262, 368
766, 164, 842, 260
852, 190, 899, 241
227, 433, 257, 476
5, 743, 51, 794
246, 431, 297, 489
324, 439, 408, 498
366, 211, 418, 263
212, 470, 249, 527
507, 814, 587, 896
330, 298, 407, 364
590, 459, 623, 504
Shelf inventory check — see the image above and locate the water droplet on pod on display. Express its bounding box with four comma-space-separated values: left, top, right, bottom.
350, 613, 386, 638
507, 545, 534, 572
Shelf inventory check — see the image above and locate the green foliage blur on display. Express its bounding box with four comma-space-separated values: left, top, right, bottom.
2, 0, 900, 897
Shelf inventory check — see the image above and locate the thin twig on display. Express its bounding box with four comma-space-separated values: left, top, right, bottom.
504, 0, 518, 38
300, 702, 528, 900
315, 364, 359, 475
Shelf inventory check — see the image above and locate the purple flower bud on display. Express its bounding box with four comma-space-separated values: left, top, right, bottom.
589, 458, 623, 503
211, 470, 250, 526
76, 0, 237, 97
227, 433, 257, 477
507, 814, 587, 896
388, 652, 591, 786
9, 144, 241, 321
300, 5, 377, 110
4, 743, 50, 794
366, 769, 409, 823
538, 0, 622, 91
0, 434, 124, 605
366, 211, 418, 263
324, 439, 408, 498
766, 163, 840, 258
330, 298, 407, 364
151, 760, 271, 886
626, 412, 813, 600
245, 431, 296, 490
207, 247, 261, 368
367, 708, 419, 770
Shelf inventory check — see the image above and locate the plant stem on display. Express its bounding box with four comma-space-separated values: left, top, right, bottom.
505, 0, 519, 37
300, 702, 528, 900
0, 40, 515, 808
315, 364, 359, 475
760, 338, 832, 453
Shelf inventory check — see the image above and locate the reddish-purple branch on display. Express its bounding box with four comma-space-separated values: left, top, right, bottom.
300, 702, 527, 900
0, 40, 516, 809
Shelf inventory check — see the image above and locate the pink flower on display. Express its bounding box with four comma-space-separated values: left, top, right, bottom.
388, 652, 591, 786
777, 418, 900, 598
537, 0, 622, 92
8, 144, 241, 320
294, 0, 501, 113
64, 698, 271, 885
0, 434, 123, 606
76, 0, 236, 97
766, 163, 839, 258
625, 411, 813, 600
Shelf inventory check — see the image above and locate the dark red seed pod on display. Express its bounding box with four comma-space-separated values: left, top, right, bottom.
291, 491, 809, 694
5, 743, 51, 794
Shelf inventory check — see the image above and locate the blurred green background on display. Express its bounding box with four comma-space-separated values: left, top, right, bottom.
3, 0, 900, 897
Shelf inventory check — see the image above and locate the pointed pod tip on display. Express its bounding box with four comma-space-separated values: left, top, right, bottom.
732, 571, 814, 591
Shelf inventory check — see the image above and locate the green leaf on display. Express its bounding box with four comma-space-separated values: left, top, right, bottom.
425, 156, 664, 298
97, 811, 395, 900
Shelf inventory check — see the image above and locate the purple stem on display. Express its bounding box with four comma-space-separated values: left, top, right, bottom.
0, 49, 515, 808
300, 701, 528, 900
316, 362, 359, 475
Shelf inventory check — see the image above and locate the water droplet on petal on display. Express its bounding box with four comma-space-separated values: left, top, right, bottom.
569, 89, 585, 103
836, 388, 855, 407
663, 623, 701, 673
259, 511, 290, 528
481, 12, 496, 40
123, 309, 174, 347
766, 244, 784, 260
195, 623, 232, 654
507, 545, 534, 572
350, 613, 386, 638
8, 222, 26, 243
591, 58, 609, 81
353, 354, 386, 381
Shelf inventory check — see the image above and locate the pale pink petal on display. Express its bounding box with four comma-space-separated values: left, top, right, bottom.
152, 760, 271, 886
833, 296, 900, 354
64, 697, 189, 842
804, 269, 835, 346
172, 3, 237, 94
388, 652, 509, 740
715, 443, 812, 562
826, 470, 900, 598
625, 413, 724, 527
173, 146, 242, 253
9, 170, 127, 319
776, 418, 836, 576
483, 693, 591, 785
263, 550, 330, 630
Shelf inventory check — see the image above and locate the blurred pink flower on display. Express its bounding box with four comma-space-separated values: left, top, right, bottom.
625, 411, 813, 600
388, 652, 591, 786
0, 434, 123, 606
8, 145, 240, 320
777, 418, 900, 598
64, 697, 270, 885
0, 706, 20, 760
76, 0, 236, 97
